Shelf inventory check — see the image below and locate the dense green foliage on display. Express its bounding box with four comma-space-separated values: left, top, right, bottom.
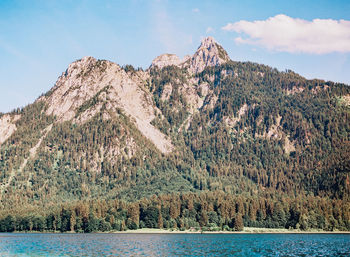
149, 63, 350, 199
0, 60, 349, 231
0, 191, 348, 232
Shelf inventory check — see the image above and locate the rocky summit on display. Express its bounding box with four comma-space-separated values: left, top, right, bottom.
0, 37, 349, 232
150, 36, 230, 73
188, 36, 230, 73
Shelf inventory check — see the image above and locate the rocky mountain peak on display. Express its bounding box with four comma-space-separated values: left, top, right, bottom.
66, 56, 97, 75
39, 56, 173, 154
198, 36, 216, 49
150, 54, 182, 69
188, 37, 230, 73
149, 37, 230, 73
150, 54, 192, 70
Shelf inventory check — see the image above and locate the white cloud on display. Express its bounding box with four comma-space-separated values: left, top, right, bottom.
192, 8, 200, 13
222, 14, 350, 54
206, 27, 214, 33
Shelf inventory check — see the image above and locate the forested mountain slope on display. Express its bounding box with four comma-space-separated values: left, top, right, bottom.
0, 37, 349, 232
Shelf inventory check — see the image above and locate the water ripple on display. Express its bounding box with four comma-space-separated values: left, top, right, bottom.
0, 233, 349, 256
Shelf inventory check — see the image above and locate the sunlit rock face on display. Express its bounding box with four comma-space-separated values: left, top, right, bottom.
40, 56, 173, 154
188, 36, 230, 73
150, 37, 230, 73
150, 54, 182, 69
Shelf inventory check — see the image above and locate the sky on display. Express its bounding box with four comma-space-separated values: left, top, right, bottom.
0, 0, 349, 113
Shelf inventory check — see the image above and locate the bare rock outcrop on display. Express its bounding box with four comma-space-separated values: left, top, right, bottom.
0, 114, 21, 145
224, 104, 250, 129
150, 54, 182, 69
255, 115, 296, 154
187, 36, 230, 73
40, 56, 173, 154
150, 37, 230, 73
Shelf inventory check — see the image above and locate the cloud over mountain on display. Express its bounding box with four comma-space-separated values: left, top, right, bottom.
222, 14, 350, 54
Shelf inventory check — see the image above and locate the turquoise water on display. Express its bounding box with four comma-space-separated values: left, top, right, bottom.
0, 233, 349, 256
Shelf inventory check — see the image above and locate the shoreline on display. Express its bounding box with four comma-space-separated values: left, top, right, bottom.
110, 228, 350, 234
4, 227, 349, 234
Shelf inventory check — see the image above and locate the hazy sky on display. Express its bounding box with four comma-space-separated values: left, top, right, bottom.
0, 0, 349, 112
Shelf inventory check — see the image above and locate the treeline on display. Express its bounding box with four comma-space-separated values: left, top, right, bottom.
1, 191, 349, 232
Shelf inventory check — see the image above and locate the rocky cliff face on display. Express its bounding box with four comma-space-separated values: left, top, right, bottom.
39, 56, 173, 154
150, 54, 185, 69
150, 37, 230, 73
0, 114, 21, 145
187, 36, 230, 73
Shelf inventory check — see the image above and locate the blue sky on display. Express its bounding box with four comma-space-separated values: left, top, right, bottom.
0, 0, 349, 112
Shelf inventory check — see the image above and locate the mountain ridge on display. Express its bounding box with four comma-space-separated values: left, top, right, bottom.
0, 36, 349, 232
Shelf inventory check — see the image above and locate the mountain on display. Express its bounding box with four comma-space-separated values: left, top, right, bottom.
0, 37, 349, 232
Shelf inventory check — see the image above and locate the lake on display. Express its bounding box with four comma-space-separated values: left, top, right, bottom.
0, 233, 349, 256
